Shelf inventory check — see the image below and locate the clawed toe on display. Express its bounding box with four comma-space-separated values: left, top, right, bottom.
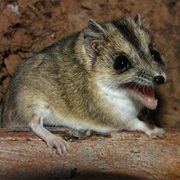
147, 127, 166, 139
47, 136, 69, 156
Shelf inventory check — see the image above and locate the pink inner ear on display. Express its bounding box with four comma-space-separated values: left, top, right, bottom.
91, 41, 98, 52
90, 39, 106, 53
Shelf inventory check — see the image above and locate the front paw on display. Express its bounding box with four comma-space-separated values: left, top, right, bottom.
145, 126, 165, 138
46, 135, 70, 156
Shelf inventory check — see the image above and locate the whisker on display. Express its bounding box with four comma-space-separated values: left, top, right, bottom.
166, 66, 180, 71
134, 83, 141, 95
165, 55, 177, 62
167, 74, 180, 80
165, 82, 171, 91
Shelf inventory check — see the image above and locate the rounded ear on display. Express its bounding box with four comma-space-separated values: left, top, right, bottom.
88, 19, 106, 35
84, 19, 107, 58
134, 14, 143, 28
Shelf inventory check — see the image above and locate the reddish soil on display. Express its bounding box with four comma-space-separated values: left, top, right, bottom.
0, 0, 179, 127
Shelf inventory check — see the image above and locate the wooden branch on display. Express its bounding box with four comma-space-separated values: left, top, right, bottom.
0, 128, 179, 179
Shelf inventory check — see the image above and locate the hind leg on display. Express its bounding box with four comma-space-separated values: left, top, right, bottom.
28, 115, 69, 156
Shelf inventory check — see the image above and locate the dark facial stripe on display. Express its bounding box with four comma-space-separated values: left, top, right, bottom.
111, 19, 141, 52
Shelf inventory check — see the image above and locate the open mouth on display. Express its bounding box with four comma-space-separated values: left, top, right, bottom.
123, 83, 158, 110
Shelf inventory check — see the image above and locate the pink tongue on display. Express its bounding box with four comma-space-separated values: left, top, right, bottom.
125, 84, 158, 110
137, 86, 157, 110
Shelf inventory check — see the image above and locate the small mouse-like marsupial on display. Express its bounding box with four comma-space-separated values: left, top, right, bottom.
1, 15, 167, 156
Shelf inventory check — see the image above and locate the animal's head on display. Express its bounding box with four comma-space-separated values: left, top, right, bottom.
83, 15, 166, 109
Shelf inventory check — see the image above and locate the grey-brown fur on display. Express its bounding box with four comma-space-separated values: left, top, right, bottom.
1, 15, 166, 156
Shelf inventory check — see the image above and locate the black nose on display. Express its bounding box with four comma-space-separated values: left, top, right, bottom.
153, 75, 165, 85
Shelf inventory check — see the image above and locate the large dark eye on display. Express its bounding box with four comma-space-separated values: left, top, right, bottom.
113, 55, 132, 73
150, 49, 163, 64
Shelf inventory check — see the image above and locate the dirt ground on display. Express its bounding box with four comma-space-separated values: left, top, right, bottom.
0, 0, 179, 128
